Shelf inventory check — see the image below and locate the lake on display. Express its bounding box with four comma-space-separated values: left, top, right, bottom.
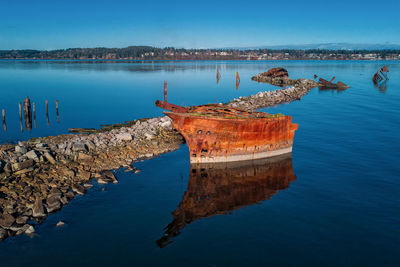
0, 60, 399, 266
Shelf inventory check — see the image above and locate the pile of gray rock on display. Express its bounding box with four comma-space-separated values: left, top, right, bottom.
228, 79, 318, 110
0, 116, 178, 241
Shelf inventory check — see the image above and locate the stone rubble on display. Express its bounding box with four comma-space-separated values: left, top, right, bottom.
0, 116, 182, 241
227, 77, 318, 110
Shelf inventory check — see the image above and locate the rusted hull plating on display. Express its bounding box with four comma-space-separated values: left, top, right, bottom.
165, 112, 298, 163
318, 77, 349, 90
372, 66, 389, 92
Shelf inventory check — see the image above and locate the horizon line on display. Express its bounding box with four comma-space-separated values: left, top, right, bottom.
2, 42, 400, 52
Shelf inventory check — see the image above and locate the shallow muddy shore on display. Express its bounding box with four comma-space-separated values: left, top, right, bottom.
0, 76, 317, 241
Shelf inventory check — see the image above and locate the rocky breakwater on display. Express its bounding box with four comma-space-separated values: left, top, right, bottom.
0, 72, 318, 241
227, 78, 318, 110
0, 116, 183, 241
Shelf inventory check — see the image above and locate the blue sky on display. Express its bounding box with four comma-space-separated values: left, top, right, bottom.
1, 0, 400, 49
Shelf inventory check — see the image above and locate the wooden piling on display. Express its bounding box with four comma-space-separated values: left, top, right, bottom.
18, 102, 22, 119
216, 68, 221, 84
164, 81, 167, 102
23, 97, 32, 131
18, 102, 23, 132
2, 108, 6, 131
236, 71, 240, 90
33, 102, 37, 128
46, 100, 49, 126
56, 100, 59, 123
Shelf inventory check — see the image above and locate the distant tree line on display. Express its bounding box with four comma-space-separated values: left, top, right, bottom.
0, 46, 399, 60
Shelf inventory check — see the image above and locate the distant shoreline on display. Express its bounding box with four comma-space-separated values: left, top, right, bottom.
0, 59, 399, 61
1, 46, 400, 60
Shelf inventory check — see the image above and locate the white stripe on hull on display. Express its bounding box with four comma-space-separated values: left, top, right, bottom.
190, 146, 293, 164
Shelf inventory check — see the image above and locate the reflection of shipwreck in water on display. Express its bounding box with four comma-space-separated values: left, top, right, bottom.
372, 66, 389, 92
157, 155, 296, 248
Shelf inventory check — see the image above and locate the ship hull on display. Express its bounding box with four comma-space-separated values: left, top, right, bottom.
165, 112, 298, 163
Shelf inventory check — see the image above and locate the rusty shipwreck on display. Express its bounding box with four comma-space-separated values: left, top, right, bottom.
155, 100, 298, 163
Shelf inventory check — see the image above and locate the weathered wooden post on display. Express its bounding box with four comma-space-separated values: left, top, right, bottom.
33, 102, 37, 128
18, 102, 22, 119
23, 97, 32, 131
164, 81, 167, 102
236, 71, 240, 90
56, 100, 59, 123
2, 108, 6, 131
216, 68, 221, 84
46, 100, 49, 126
18, 102, 23, 132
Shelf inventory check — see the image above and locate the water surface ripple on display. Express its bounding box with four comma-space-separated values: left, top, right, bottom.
0, 60, 399, 266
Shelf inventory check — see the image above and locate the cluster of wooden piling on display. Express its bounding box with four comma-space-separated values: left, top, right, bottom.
2, 71, 238, 133
1, 97, 59, 132
215, 68, 240, 90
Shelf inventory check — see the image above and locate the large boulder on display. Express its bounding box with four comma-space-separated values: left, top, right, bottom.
15, 145, 27, 154
25, 150, 40, 161
71, 184, 85, 195
43, 152, 56, 164
11, 159, 34, 172
104, 170, 118, 184
0, 213, 15, 228
46, 193, 62, 213
72, 142, 88, 152
32, 198, 46, 218
115, 133, 133, 142
0, 228, 8, 240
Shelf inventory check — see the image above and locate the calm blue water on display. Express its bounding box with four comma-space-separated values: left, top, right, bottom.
0, 60, 399, 266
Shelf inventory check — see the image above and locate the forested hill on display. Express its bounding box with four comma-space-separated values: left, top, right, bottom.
1, 46, 399, 60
